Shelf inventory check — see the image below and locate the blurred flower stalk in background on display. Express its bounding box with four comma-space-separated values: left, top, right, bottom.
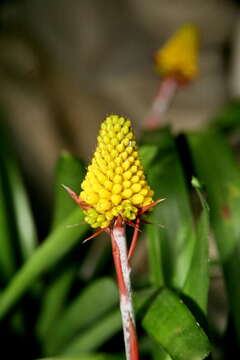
144, 24, 200, 130
64, 115, 164, 360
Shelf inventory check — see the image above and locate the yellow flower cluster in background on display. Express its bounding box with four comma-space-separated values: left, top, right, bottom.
80, 115, 154, 228
155, 24, 200, 81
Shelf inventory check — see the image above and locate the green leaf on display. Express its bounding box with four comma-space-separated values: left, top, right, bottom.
0, 208, 88, 320
141, 130, 196, 288
38, 152, 86, 339
0, 123, 38, 261
36, 354, 123, 360
146, 224, 164, 287
142, 288, 211, 360
61, 309, 121, 356
139, 144, 158, 170
37, 267, 77, 341
45, 278, 119, 355
183, 179, 210, 314
187, 130, 240, 340
151, 341, 172, 360
60, 288, 157, 355
4, 159, 38, 260
52, 151, 85, 229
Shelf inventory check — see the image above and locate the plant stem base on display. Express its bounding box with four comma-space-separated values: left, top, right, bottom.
111, 216, 139, 360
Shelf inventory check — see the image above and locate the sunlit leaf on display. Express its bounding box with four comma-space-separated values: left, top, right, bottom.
142, 288, 211, 360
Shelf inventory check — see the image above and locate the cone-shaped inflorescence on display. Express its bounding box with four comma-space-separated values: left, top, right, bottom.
155, 24, 200, 81
80, 115, 154, 229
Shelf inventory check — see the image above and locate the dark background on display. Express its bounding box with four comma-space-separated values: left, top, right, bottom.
0, 0, 239, 199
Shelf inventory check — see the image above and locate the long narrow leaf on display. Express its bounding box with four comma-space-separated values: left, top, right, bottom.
62, 309, 121, 356
187, 130, 240, 340
37, 267, 76, 341
60, 288, 157, 356
0, 123, 38, 261
45, 278, 119, 355
0, 208, 88, 320
140, 129, 196, 289
38, 152, 86, 338
183, 178, 210, 314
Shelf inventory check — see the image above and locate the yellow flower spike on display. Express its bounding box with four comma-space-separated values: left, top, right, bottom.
80, 115, 155, 228
155, 24, 200, 82
62, 118, 166, 360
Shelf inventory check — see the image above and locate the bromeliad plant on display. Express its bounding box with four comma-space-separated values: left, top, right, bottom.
0, 115, 211, 360
63, 115, 164, 359
2, 23, 240, 360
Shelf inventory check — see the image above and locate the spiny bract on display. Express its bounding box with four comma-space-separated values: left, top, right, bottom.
80, 115, 154, 228
155, 24, 199, 81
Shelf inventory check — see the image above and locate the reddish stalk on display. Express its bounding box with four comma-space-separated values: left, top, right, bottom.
110, 216, 139, 360
63, 185, 165, 359
143, 76, 178, 130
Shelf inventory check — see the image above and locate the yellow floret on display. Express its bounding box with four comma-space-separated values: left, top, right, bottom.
122, 189, 133, 199
80, 115, 155, 228
112, 194, 122, 206
86, 192, 99, 205
155, 24, 199, 81
132, 194, 144, 205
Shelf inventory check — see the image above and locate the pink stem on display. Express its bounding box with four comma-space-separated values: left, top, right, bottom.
111, 216, 139, 360
144, 76, 178, 130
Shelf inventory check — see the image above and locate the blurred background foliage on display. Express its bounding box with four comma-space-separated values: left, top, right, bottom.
1, 0, 240, 359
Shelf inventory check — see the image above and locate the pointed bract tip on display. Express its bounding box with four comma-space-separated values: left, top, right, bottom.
140, 198, 166, 214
